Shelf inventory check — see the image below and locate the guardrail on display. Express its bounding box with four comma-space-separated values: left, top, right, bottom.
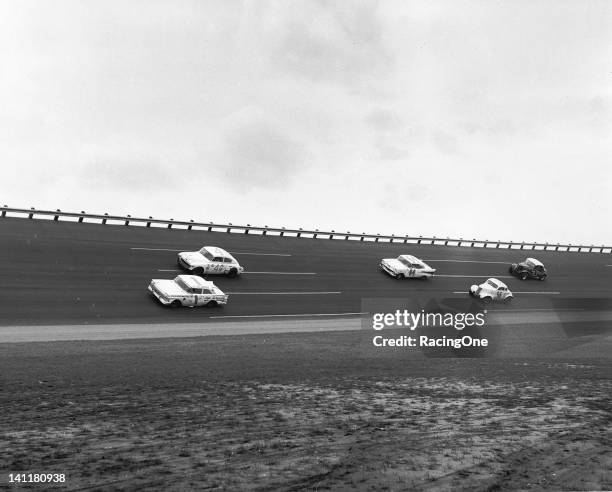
1, 206, 610, 253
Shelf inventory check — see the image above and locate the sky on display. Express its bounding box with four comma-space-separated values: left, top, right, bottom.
1, 0, 610, 244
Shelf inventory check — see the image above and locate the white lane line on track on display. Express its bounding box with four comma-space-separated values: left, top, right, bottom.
210, 312, 367, 319
156, 269, 315, 275
132, 247, 182, 251
230, 252, 292, 256
453, 291, 560, 294
132, 247, 291, 256
425, 259, 509, 264
227, 291, 341, 295
435, 275, 513, 278
244, 272, 316, 275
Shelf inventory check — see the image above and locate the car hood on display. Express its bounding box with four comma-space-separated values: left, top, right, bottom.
383, 258, 405, 271
180, 251, 209, 266
151, 279, 186, 297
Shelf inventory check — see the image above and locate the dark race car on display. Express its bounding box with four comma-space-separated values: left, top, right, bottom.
509, 257, 547, 280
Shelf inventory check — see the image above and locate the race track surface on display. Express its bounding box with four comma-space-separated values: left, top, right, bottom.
0, 217, 611, 335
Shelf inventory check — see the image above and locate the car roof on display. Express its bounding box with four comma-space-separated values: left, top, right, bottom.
203, 246, 236, 261
487, 278, 508, 289
176, 275, 217, 289
399, 254, 421, 263
525, 257, 544, 267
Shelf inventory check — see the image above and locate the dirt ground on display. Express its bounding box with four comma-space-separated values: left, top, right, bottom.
1, 330, 610, 491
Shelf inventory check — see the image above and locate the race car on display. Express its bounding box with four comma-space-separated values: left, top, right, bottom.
149, 275, 228, 307
509, 257, 547, 280
178, 246, 244, 277
380, 254, 436, 279
469, 278, 513, 303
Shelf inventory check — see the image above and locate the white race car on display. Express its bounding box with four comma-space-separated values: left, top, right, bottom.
178, 246, 244, 277
469, 278, 513, 303
149, 275, 228, 307
380, 254, 436, 279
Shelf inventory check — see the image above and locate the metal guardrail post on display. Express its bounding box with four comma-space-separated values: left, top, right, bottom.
313, 229, 318, 239
375, 234, 380, 243
244, 224, 250, 234
226, 223, 232, 233
147, 217, 152, 227
79, 211, 85, 223
297, 228, 302, 238
345, 232, 350, 240
329, 230, 334, 239
262, 226, 268, 236
360, 233, 365, 242
168, 219, 174, 229
28, 207, 35, 219
54, 209, 60, 221
102, 213, 108, 224
125, 215, 131, 226
208, 222, 213, 232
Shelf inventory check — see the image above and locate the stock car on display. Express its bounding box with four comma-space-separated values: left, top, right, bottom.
380, 254, 436, 279
148, 275, 228, 307
469, 278, 513, 303
509, 257, 547, 280
178, 246, 244, 277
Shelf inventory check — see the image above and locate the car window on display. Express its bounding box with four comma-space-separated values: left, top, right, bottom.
486, 280, 498, 288
199, 249, 214, 261
201, 288, 212, 294
223, 258, 233, 263
411, 263, 423, 269
212, 257, 223, 262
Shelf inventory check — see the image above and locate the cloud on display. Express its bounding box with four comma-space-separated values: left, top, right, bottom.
263, 0, 392, 85
219, 109, 308, 189
79, 155, 180, 191
365, 108, 403, 132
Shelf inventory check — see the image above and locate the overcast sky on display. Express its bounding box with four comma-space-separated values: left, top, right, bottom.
1, 1, 610, 244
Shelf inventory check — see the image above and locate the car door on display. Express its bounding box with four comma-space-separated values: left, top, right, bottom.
199, 288, 213, 305
209, 257, 225, 273
496, 287, 505, 300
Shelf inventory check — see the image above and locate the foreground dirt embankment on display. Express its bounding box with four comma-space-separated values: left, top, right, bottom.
1, 331, 610, 491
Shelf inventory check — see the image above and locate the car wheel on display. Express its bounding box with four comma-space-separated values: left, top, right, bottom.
508, 266, 514, 274
504, 296, 513, 304
396, 273, 404, 279
170, 300, 182, 308
520, 273, 528, 280
227, 268, 238, 278
482, 296, 492, 304
194, 267, 204, 276
206, 300, 218, 307
539, 276, 546, 281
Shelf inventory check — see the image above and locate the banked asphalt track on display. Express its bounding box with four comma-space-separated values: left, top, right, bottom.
0, 217, 611, 344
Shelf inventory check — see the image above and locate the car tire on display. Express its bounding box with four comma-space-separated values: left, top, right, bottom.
194, 267, 204, 276
520, 273, 528, 280
482, 296, 492, 304
206, 300, 218, 307
227, 268, 238, 278
508, 266, 514, 274
539, 276, 546, 281
170, 300, 182, 308
504, 296, 513, 304
396, 273, 404, 280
